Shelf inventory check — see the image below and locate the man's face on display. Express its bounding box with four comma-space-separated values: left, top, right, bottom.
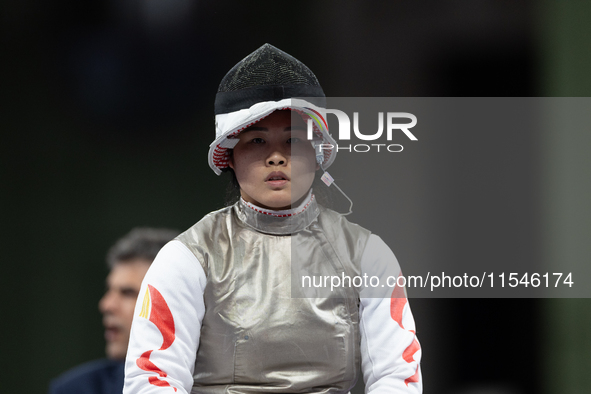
98, 259, 150, 360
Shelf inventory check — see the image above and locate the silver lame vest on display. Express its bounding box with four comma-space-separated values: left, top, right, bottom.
177, 197, 371, 394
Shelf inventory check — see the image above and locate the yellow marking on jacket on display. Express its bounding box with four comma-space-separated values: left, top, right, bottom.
139, 287, 150, 319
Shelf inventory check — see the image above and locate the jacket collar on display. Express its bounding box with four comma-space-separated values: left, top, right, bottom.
234, 191, 319, 235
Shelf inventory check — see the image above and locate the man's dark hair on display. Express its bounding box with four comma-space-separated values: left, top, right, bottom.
106, 227, 179, 269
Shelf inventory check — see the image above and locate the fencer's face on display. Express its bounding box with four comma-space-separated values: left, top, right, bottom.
229, 110, 318, 210
98, 259, 150, 360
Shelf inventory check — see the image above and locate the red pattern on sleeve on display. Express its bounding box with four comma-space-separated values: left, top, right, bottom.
390, 276, 421, 388
136, 285, 178, 391
404, 365, 421, 386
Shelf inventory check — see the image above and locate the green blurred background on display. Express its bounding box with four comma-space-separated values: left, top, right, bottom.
1, 1, 590, 393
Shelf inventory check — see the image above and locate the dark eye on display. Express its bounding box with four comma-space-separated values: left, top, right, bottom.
288, 137, 301, 143
121, 288, 139, 298
251, 137, 265, 144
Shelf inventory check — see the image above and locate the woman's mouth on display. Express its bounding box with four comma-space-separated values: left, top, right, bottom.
265, 172, 289, 187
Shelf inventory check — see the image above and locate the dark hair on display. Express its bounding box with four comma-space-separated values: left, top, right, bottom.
221, 164, 241, 207
106, 227, 179, 269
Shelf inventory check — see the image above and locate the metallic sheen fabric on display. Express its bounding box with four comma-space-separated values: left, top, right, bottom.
177, 197, 370, 394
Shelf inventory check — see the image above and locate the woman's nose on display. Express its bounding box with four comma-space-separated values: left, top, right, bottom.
266, 150, 287, 166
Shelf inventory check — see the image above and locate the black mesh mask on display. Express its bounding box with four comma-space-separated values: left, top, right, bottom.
214, 44, 326, 115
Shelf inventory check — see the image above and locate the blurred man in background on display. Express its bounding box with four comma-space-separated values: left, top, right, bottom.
49, 227, 179, 394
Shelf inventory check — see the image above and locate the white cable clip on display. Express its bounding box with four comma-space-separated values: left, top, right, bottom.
320, 171, 334, 187
318, 163, 353, 216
